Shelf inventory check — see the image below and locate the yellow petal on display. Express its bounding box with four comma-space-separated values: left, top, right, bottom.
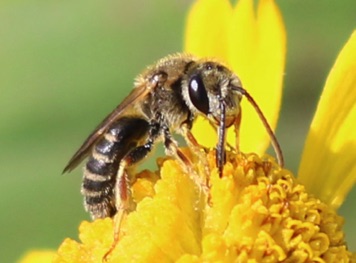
109, 162, 203, 262
234, 0, 286, 154
184, 0, 232, 61
298, 30, 356, 209
225, 0, 259, 151
185, 0, 286, 157
18, 250, 56, 263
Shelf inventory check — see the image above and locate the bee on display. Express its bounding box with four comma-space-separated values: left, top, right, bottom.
63, 52, 283, 224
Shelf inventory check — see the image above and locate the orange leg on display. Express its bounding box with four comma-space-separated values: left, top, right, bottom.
180, 124, 211, 188
103, 163, 131, 261
234, 111, 242, 152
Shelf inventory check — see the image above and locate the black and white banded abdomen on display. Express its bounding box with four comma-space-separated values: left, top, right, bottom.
81, 117, 149, 219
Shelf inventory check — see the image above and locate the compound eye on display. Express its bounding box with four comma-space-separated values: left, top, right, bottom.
188, 74, 210, 115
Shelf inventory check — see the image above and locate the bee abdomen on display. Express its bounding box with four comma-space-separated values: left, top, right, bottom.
81, 117, 150, 219
82, 156, 118, 219
84, 157, 117, 191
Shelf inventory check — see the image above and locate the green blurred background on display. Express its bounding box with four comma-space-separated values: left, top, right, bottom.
1, 1, 355, 262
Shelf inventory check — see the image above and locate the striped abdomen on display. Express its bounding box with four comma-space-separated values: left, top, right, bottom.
81, 117, 149, 219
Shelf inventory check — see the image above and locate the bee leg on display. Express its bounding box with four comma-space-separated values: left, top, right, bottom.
103, 166, 132, 261
234, 110, 242, 152
104, 124, 159, 261
180, 123, 211, 188
162, 125, 207, 194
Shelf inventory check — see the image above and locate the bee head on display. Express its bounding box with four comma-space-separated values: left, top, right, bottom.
182, 60, 243, 128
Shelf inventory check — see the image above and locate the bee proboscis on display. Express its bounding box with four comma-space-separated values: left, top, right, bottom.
63, 53, 284, 257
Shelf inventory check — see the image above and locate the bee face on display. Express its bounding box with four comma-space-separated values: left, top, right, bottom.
182, 60, 243, 128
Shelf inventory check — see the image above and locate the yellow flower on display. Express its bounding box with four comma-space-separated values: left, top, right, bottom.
53, 151, 354, 262
19, 0, 356, 262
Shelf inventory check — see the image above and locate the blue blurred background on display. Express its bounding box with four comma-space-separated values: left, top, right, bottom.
1, 1, 355, 262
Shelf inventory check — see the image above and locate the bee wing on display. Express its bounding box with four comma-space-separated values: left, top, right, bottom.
63, 83, 151, 173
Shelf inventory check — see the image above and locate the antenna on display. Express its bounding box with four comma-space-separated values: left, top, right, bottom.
233, 86, 284, 167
